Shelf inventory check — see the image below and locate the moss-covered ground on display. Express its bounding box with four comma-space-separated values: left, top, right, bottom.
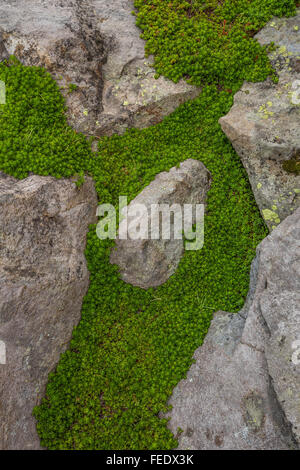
0, 0, 296, 450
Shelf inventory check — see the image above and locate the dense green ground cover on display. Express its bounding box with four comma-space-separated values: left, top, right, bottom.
0, 0, 296, 450
134, 0, 296, 87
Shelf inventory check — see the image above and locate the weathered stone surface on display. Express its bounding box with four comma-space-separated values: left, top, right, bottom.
96, 0, 200, 135
0, 0, 105, 136
0, 173, 98, 450
0, 0, 200, 136
0, 32, 8, 62
110, 159, 211, 289
219, 11, 300, 230
164, 208, 300, 450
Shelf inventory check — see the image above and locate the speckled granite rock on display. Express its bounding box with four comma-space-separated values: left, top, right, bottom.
0, 173, 97, 449
110, 159, 211, 289
164, 208, 300, 450
219, 11, 300, 230
0, 0, 200, 136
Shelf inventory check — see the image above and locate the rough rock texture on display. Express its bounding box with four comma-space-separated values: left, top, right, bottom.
0, 173, 98, 450
219, 11, 300, 230
96, 0, 200, 135
164, 208, 300, 450
0, 32, 9, 62
0, 0, 200, 136
110, 159, 211, 289
0, 0, 105, 136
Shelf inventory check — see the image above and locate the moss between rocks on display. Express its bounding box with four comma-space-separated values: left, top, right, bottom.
282, 156, 300, 174
0, 0, 296, 451
133, 0, 296, 88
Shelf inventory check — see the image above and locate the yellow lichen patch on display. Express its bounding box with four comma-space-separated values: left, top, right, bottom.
258, 103, 274, 119
278, 46, 287, 56
262, 209, 280, 225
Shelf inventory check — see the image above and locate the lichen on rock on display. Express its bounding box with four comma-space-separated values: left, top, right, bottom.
219, 10, 300, 230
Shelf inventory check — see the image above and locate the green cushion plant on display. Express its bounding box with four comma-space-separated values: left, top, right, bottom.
133, 0, 296, 87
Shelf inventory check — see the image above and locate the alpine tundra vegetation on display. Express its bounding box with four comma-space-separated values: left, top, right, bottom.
0, 0, 297, 450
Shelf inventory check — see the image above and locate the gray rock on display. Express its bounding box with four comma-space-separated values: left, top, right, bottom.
0, 0, 200, 136
164, 208, 300, 450
0, 32, 8, 62
110, 159, 211, 289
0, 0, 105, 136
0, 173, 98, 450
96, 0, 200, 135
219, 10, 300, 230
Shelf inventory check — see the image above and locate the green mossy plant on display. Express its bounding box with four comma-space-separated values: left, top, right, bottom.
68, 83, 79, 94
0, 0, 296, 450
282, 154, 300, 174
133, 0, 296, 88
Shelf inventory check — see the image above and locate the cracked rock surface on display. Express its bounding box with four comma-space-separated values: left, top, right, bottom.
0, 0, 200, 136
164, 208, 300, 450
219, 11, 300, 230
0, 173, 97, 449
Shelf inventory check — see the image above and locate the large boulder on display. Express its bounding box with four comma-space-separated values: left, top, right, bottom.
164, 208, 300, 450
0, 0, 105, 136
219, 11, 300, 230
0, 173, 98, 450
0, 0, 200, 136
110, 159, 211, 289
